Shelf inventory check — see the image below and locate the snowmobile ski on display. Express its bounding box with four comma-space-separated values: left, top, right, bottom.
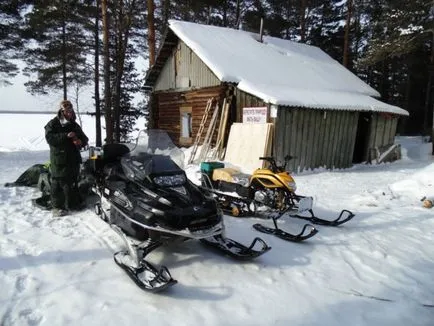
114, 251, 177, 292
253, 222, 318, 242
111, 224, 177, 292
201, 234, 271, 260
289, 209, 355, 226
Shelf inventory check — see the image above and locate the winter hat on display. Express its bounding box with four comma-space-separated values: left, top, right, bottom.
60, 100, 73, 111
58, 100, 76, 122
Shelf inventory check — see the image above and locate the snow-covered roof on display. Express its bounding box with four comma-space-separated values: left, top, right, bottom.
167, 20, 408, 116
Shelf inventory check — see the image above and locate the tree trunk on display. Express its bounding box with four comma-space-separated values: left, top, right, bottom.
162, 0, 170, 33
343, 0, 353, 68
223, 0, 228, 27
61, 3, 67, 99
300, 0, 307, 42
101, 0, 113, 143
94, 0, 102, 146
235, 0, 241, 29
431, 28, 434, 154
147, 0, 155, 66
113, 0, 136, 142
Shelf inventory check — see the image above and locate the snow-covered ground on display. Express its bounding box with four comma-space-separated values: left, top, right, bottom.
1, 120, 434, 325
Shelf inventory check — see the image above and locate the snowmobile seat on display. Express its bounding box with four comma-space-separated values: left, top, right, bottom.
212, 168, 252, 197
212, 168, 250, 185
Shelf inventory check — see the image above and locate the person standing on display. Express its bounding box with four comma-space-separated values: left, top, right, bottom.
45, 100, 89, 216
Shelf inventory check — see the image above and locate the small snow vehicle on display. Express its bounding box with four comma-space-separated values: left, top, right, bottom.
87, 129, 270, 292
199, 156, 355, 242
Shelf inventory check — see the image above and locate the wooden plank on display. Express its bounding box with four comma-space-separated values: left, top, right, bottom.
342, 111, 353, 168
311, 110, 321, 169
337, 111, 346, 168
264, 124, 274, 161
331, 110, 341, 169
293, 109, 303, 172
365, 113, 376, 161
340, 112, 350, 168
315, 110, 326, 169
213, 97, 232, 160
327, 110, 336, 169
300, 109, 310, 172
305, 110, 315, 171
215, 98, 227, 146
327, 110, 337, 169
390, 118, 398, 143
284, 108, 293, 169
275, 108, 285, 163
335, 111, 345, 168
316, 110, 323, 168
289, 109, 298, 172
198, 102, 220, 162
368, 114, 377, 150
375, 115, 385, 147
309, 110, 319, 169
224, 123, 274, 172
323, 110, 334, 169
350, 112, 359, 166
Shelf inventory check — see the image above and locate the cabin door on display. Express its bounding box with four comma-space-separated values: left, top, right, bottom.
353, 112, 371, 163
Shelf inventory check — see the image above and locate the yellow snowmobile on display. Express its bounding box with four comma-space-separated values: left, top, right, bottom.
200, 156, 354, 242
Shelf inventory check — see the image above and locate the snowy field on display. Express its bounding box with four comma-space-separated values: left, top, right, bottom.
0, 118, 434, 325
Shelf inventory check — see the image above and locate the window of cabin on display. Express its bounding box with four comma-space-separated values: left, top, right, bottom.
180, 106, 193, 145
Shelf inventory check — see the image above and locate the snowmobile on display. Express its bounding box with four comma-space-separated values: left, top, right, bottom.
199, 155, 355, 242
86, 129, 271, 293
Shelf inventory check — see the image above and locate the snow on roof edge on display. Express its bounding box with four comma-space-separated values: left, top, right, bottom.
237, 82, 409, 116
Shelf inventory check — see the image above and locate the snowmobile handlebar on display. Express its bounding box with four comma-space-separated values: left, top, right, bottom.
259, 155, 295, 172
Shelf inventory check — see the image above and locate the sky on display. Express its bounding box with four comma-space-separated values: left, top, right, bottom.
0, 60, 94, 113
0, 116, 434, 326
0, 56, 148, 113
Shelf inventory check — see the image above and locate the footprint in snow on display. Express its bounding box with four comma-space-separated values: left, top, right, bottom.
18, 308, 44, 326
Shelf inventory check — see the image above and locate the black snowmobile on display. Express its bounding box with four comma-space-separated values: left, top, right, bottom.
87, 129, 271, 292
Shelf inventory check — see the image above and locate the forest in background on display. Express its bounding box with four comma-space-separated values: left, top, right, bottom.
0, 0, 433, 145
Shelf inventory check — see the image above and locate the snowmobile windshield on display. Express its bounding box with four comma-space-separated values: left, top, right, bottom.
120, 129, 186, 185
130, 129, 185, 169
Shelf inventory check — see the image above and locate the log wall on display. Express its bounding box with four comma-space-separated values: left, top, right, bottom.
154, 85, 228, 146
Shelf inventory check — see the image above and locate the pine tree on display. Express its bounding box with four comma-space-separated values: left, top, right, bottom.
357, 0, 433, 137
21, 0, 93, 98
0, 1, 30, 84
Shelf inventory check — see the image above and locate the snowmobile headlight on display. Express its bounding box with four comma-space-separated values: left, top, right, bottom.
153, 174, 186, 187
287, 181, 297, 191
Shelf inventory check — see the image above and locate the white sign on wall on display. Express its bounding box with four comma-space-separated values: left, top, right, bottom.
242, 106, 268, 123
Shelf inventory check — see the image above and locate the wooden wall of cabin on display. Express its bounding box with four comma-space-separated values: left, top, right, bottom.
233, 88, 266, 122
274, 107, 359, 172
366, 113, 399, 156
153, 85, 228, 146
154, 41, 221, 91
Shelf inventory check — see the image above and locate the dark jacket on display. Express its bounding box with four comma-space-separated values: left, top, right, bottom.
45, 111, 89, 179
